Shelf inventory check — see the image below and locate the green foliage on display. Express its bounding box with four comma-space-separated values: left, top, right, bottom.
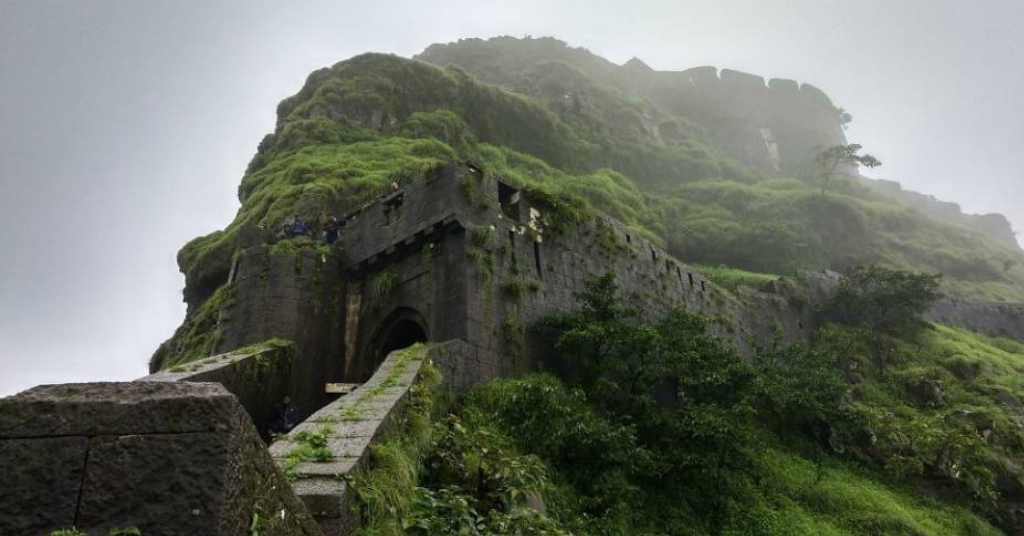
502, 277, 540, 301
815, 323, 1024, 524
448, 273, 1002, 534
368, 269, 398, 306
468, 225, 496, 285
350, 360, 444, 534
752, 328, 861, 446
820, 265, 943, 338
471, 224, 495, 248
694, 264, 780, 292
150, 284, 235, 370
814, 143, 881, 195
347, 272, 1007, 534
171, 47, 1024, 306
281, 425, 335, 480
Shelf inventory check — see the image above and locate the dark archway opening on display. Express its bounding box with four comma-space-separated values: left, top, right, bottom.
354, 308, 428, 382
378, 319, 427, 363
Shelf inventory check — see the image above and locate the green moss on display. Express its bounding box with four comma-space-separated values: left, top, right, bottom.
282, 425, 336, 481
172, 42, 1023, 326
502, 277, 541, 302
694, 264, 781, 292
468, 225, 496, 285
369, 268, 398, 299
150, 284, 236, 370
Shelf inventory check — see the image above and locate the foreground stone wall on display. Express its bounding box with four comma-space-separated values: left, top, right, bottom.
0, 382, 322, 536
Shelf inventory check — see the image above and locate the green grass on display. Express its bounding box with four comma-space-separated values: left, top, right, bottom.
755, 448, 1001, 536
693, 264, 780, 292
281, 425, 335, 481
169, 50, 1024, 313
350, 359, 443, 534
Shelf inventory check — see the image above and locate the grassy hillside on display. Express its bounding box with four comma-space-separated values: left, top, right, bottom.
175, 41, 1023, 309
347, 273, 1023, 534
155, 37, 1024, 533
416, 37, 1024, 299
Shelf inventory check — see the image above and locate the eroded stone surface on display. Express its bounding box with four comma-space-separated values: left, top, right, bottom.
0, 382, 235, 439
0, 436, 88, 536
76, 433, 230, 535
0, 382, 322, 536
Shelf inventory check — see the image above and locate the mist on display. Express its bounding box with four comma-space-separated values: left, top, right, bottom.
2, 0, 1022, 396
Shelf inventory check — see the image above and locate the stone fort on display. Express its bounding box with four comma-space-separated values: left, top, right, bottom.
3, 165, 1023, 535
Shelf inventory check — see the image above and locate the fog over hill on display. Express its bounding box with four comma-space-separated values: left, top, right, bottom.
1, 0, 1022, 399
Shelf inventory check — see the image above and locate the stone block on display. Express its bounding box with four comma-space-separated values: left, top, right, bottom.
76, 433, 231, 534
0, 436, 88, 535
0, 382, 321, 536
0, 382, 236, 439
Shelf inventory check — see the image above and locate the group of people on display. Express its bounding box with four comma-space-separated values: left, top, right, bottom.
277, 182, 402, 244
279, 214, 340, 244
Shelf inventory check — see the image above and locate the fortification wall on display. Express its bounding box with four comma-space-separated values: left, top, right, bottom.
451, 172, 815, 383
212, 245, 347, 418
929, 298, 1024, 342
646, 66, 848, 171
176, 165, 1024, 415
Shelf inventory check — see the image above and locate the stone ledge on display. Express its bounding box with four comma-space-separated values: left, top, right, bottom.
0, 382, 237, 439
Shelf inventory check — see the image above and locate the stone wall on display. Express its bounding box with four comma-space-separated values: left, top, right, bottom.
456, 172, 815, 377
213, 245, 347, 419
140, 342, 296, 437
929, 298, 1024, 342
268, 342, 462, 536
644, 66, 848, 171
0, 382, 322, 536
312, 166, 816, 390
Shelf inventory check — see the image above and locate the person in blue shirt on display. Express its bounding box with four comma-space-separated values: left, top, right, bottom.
288, 214, 309, 238
267, 394, 300, 435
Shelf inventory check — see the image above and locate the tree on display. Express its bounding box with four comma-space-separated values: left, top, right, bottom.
815, 143, 881, 195
837, 107, 854, 130
821, 265, 942, 337
819, 265, 942, 371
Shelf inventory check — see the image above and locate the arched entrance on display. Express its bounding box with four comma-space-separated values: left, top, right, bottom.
379, 319, 427, 359
355, 307, 428, 382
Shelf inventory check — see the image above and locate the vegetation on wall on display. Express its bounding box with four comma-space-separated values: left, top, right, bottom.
170, 42, 1023, 314
148, 36, 1024, 533
371, 271, 1020, 534
150, 284, 235, 371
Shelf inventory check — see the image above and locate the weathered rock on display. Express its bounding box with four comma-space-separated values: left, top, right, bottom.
0, 382, 322, 536
909, 378, 946, 407
0, 436, 88, 535
0, 381, 236, 439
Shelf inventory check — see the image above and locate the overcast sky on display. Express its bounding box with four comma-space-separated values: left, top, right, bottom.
2, 0, 1022, 396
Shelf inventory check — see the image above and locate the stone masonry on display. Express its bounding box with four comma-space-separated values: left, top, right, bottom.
0, 382, 322, 536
